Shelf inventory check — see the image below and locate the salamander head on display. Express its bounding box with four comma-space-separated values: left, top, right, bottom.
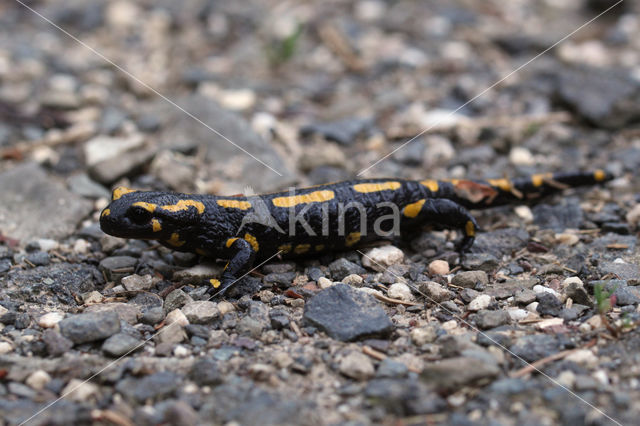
100, 186, 206, 240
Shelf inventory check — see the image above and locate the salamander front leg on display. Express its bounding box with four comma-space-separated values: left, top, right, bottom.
207, 238, 256, 298
402, 198, 479, 253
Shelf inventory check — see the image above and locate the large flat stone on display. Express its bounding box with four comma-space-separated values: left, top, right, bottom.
0, 163, 92, 241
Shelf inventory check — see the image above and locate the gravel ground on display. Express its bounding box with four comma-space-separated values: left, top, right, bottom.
1, 0, 640, 425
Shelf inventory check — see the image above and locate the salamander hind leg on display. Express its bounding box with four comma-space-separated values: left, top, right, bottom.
402, 198, 479, 253
206, 238, 256, 298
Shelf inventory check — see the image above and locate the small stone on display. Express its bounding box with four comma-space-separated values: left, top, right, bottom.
421, 357, 499, 390
509, 147, 534, 166
82, 291, 103, 304
428, 260, 449, 275
121, 274, 154, 291
62, 379, 100, 402
564, 281, 590, 305
165, 309, 189, 327
181, 301, 220, 324
536, 293, 563, 317
387, 283, 414, 301
339, 351, 375, 380
419, 281, 454, 302
514, 288, 537, 305
565, 349, 598, 367
217, 301, 235, 316
411, 325, 438, 346
99, 256, 137, 282
475, 310, 510, 330
342, 274, 364, 286
507, 308, 529, 321
361, 246, 404, 271
317, 277, 334, 289
514, 206, 534, 224
190, 359, 223, 386
533, 285, 561, 298
43, 329, 73, 356
37, 312, 64, 328
84, 303, 141, 325
556, 233, 580, 246
102, 332, 142, 357
26, 370, 51, 391
625, 204, 640, 226
59, 311, 121, 344
451, 270, 488, 289
510, 334, 562, 362
376, 358, 409, 379
557, 370, 576, 388
0, 341, 13, 354
164, 289, 194, 313
174, 345, 190, 357
525, 302, 539, 313
155, 323, 187, 345
468, 295, 492, 312
303, 284, 393, 341
328, 258, 366, 281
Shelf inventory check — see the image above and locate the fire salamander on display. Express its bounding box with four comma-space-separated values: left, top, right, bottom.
100, 170, 612, 297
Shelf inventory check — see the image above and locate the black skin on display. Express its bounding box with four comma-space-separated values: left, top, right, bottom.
100, 170, 612, 297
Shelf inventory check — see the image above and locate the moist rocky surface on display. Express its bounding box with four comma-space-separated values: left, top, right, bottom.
1, 0, 640, 425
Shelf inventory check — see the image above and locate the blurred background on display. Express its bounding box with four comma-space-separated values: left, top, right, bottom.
0, 0, 638, 198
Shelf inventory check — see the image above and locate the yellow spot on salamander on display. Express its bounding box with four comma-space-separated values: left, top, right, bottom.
531, 173, 552, 187
209, 279, 221, 288
294, 244, 310, 254
101, 208, 110, 217
167, 233, 185, 247
226, 238, 238, 248
487, 178, 512, 192
217, 199, 252, 210
315, 244, 325, 252
345, 232, 361, 247
420, 180, 439, 192
151, 218, 162, 232
272, 190, 335, 208
594, 169, 606, 182
404, 199, 426, 218
244, 233, 259, 252
161, 199, 205, 214
112, 186, 136, 200
278, 244, 292, 254
132, 201, 157, 212
353, 181, 401, 193
465, 220, 476, 237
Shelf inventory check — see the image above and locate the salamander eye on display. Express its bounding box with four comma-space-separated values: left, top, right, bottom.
127, 205, 152, 224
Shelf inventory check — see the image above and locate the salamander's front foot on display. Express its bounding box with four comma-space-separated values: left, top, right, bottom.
455, 235, 475, 253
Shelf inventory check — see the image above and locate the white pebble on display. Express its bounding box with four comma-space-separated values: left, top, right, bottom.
339, 352, 375, 380
62, 379, 99, 402
410, 325, 437, 346
387, 283, 414, 302
593, 369, 609, 386
217, 301, 235, 316
509, 147, 535, 166
525, 302, 539, 313
361, 246, 404, 271
555, 233, 579, 246
36, 239, 59, 252
26, 370, 51, 390
533, 285, 560, 298
0, 342, 13, 354
173, 345, 190, 357
625, 204, 640, 225
566, 349, 598, 367
342, 274, 364, 286
165, 309, 189, 326
507, 308, 529, 321
514, 206, 534, 224
73, 239, 90, 254
562, 276, 584, 288
317, 277, 334, 289
557, 370, 576, 388
468, 294, 491, 311
428, 259, 449, 275
38, 312, 64, 328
